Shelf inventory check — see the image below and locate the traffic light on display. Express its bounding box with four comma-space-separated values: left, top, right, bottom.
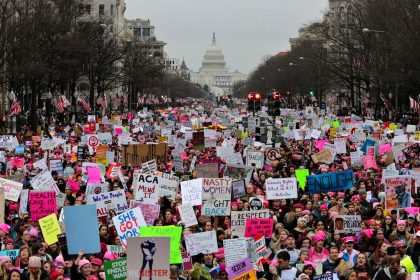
309, 89, 315, 97
268, 91, 281, 116
247, 93, 255, 111
254, 93, 262, 111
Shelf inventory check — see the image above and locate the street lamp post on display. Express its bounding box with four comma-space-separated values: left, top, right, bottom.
300, 56, 322, 106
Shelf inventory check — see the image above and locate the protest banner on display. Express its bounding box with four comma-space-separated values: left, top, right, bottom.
363, 155, 378, 170
19, 189, 29, 214
184, 230, 218, 256
140, 226, 182, 264
29, 191, 57, 221
157, 175, 179, 200
104, 257, 127, 280
178, 203, 198, 227
244, 218, 274, 238
226, 258, 256, 280
314, 274, 334, 280
295, 169, 309, 189
196, 163, 219, 178
246, 151, 264, 168
223, 238, 248, 266
334, 215, 362, 234
0, 178, 22, 202
232, 179, 246, 198
306, 169, 354, 194
122, 143, 167, 166
113, 207, 147, 249
30, 170, 60, 193
49, 159, 63, 174
266, 178, 297, 200
33, 159, 49, 171
133, 174, 161, 205
225, 165, 253, 185
85, 183, 108, 196
385, 176, 412, 209
181, 179, 203, 206
127, 237, 170, 280
202, 178, 232, 216
87, 190, 128, 217
0, 250, 19, 260
39, 213, 62, 245
64, 205, 100, 254
231, 210, 270, 238
141, 159, 158, 174
312, 149, 334, 164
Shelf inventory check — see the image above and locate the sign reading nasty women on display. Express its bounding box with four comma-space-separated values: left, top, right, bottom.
202, 178, 232, 216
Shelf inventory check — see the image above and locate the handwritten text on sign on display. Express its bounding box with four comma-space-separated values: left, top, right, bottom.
244, 218, 274, 238
266, 177, 297, 200
306, 169, 354, 194
134, 174, 160, 204
202, 178, 232, 216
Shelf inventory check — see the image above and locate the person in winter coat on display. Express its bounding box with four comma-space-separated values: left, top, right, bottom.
373, 255, 404, 280
21, 256, 50, 280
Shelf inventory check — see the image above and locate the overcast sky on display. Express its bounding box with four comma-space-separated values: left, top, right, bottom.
125, 0, 328, 74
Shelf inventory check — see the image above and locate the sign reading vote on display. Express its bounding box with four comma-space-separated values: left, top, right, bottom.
306, 169, 354, 194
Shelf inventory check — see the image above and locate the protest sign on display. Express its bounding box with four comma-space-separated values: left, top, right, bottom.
223, 238, 248, 266
85, 183, 108, 196
0, 135, 14, 149
140, 226, 182, 264
133, 174, 161, 205
249, 197, 263, 210
33, 159, 48, 171
157, 175, 179, 200
56, 193, 66, 208
225, 165, 253, 185
192, 131, 205, 150
244, 218, 274, 238
204, 137, 217, 148
412, 272, 420, 280
141, 159, 158, 174
0, 250, 19, 260
113, 207, 147, 249
0, 178, 22, 202
266, 178, 297, 200
19, 189, 29, 214
29, 191, 57, 221
196, 163, 219, 178
314, 274, 335, 280
64, 205, 100, 254
106, 245, 125, 259
95, 145, 108, 165
87, 166, 102, 183
295, 169, 309, 189
185, 230, 218, 256
334, 215, 362, 234
363, 155, 378, 170
39, 213, 62, 245
181, 179, 202, 206
385, 176, 412, 209
49, 159, 63, 174
30, 170, 60, 193
306, 169, 354, 194
226, 258, 256, 280
202, 178, 232, 216
104, 257, 127, 280
232, 179, 246, 198
178, 203, 198, 227
129, 202, 160, 226
182, 252, 193, 271
122, 144, 167, 166
106, 163, 122, 180
350, 151, 363, 167
246, 151, 264, 168
87, 190, 128, 217
127, 237, 170, 280
231, 210, 270, 238
312, 149, 334, 164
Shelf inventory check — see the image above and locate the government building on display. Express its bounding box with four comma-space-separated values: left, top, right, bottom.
190, 33, 248, 96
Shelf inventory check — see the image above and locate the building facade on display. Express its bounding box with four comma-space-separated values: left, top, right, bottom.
190, 33, 247, 96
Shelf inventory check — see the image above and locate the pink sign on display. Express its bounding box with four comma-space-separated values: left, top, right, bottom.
315, 140, 329, 151
87, 167, 101, 184
363, 155, 378, 170
379, 144, 392, 155
405, 207, 420, 215
29, 191, 57, 221
244, 218, 274, 238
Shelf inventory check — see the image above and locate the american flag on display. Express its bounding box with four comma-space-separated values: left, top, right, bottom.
78, 97, 91, 112
62, 95, 71, 108
409, 97, 420, 111
8, 100, 22, 116
123, 94, 128, 105
51, 95, 65, 113
97, 95, 107, 108
380, 95, 391, 109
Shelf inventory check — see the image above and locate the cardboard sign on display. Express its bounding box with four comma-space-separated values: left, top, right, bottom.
202, 178, 232, 216
231, 210, 270, 238
134, 174, 160, 205
39, 213, 62, 245
141, 159, 158, 174
87, 190, 128, 217
334, 215, 362, 234
29, 191, 57, 221
196, 163, 218, 178
139, 226, 182, 264
246, 151, 264, 168
266, 178, 297, 200
181, 179, 203, 206
126, 237, 170, 280
244, 218, 274, 238
104, 257, 127, 280
223, 239, 248, 266
19, 189, 29, 214
113, 207, 147, 249
64, 205, 100, 254
122, 144, 167, 166
178, 203, 198, 227
385, 176, 412, 209
232, 179, 246, 198
0, 178, 23, 202
157, 175, 179, 200
185, 230, 218, 256
306, 169, 354, 194
312, 149, 334, 164
30, 170, 60, 193
192, 131, 205, 150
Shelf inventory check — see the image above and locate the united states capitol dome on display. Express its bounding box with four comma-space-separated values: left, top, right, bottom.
200, 33, 228, 73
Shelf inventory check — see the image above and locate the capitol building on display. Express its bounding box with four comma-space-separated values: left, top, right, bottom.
190, 33, 248, 96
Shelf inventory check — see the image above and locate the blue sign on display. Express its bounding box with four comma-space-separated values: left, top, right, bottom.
64, 205, 100, 254
0, 250, 19, 260
360, 139, 376, 154
306, 170, 354, 194
15, 146, 24, 154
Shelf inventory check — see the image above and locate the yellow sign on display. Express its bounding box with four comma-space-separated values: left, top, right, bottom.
415, 131, 420, 141
389, 123, 397, 130
330, 127, 337, 138
39, 213, 62, 245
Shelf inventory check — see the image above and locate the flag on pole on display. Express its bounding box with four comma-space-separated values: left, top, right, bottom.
97, 95, 107, 108
51, 95, 65, 113
409, 97, 420, 111
62, 95, 71, 108
380, 95, 391, 109
78, 97, 91, 112
8, 100, 22, 116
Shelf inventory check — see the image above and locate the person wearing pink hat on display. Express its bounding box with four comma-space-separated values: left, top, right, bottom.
0, 255, 12, 278
308, 231, 329, 264
22, 256, 50, 280
339, 236, 359, 266
71, 251, 92, 280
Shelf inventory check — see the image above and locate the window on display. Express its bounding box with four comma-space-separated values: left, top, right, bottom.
142, 28, 150, 37
79, 4, 91, 15
99, 4, 105, 16
110, 5, 114, 16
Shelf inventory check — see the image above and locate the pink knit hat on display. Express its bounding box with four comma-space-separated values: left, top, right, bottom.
77, 259, 91, 270
103, 251, 116, 261
0, 224, 10, 234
